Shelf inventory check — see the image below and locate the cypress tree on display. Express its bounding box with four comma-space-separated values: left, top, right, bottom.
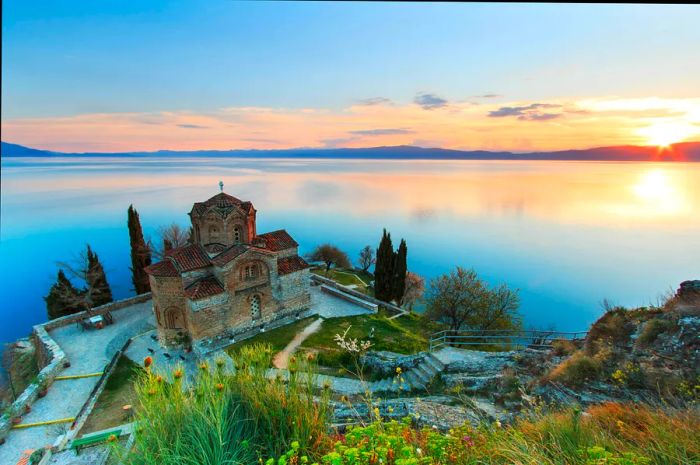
44, 270, 81, 320
374, 229, 394, 301
128, 205, 152, 294
86, 245, 113, 307
392, 239, 408, 303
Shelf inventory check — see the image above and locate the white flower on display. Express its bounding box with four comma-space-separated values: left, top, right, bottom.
416, 448, 422, 455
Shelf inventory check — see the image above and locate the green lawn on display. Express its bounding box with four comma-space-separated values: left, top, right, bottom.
300, 310, 443, 374
310, 267, 373, 293
225, 317, 317, 357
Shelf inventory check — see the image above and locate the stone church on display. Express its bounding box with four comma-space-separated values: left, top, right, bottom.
145, 190, 311, 348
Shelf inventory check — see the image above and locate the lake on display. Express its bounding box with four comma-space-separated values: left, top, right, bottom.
1, 157, 699, 345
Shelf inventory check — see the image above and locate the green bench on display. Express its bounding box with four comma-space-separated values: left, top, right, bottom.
70, 429, 122, 454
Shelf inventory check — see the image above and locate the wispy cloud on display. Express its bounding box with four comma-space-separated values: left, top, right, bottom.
355, 97, 393, 106
350, 128, 415, 136
476, 94, 502, 98
414, 92, 448, 110
177, 123, 209, 129
488, 103, 563, 121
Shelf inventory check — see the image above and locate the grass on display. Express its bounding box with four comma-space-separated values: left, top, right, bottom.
1, 343, 38, 407
273, 402, 700, 465
224, 317, 317, 358
115, 344, 333, 465
300, 310, 441, 375
310, 267, 372, 293
80, 356, 142, 435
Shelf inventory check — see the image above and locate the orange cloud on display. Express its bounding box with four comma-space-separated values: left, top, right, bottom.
1, 97, 699, 152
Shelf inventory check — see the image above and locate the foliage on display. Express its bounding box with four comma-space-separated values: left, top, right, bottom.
637, 318, 674, 346
152, 222, 191, 260
401, 272, 425, 309
308, 244, 352, 274
552, 338, 578, 356
373, 230, 408, 304
374, 229, 394, 302
358, 245, 375, 273
585, 308, 634, 354
127, 205, 152, 294
268, 402, 698, 465
548, 351, 602, 387
44, 269, 82, 320
118, 344, 332, 464
51, 244, 113, 314
424, 267, 521, 332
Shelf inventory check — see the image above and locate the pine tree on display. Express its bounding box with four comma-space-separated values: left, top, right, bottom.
392, 239, 408, 303
86, 245, 113, 307
128, 205, 152, 294
44, 270, 81, 320
374, 229, 394, 301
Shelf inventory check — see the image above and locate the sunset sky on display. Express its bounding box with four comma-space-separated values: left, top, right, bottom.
2, 2, 700, 152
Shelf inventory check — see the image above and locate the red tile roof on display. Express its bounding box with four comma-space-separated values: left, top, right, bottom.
144, 259, 179, 277
184, 276, 225, 300
257, 230, 298, 252
277, 255, 310, 275
191, 192, 254, 216
211, 244, 249, 266
166, 244, 211, 272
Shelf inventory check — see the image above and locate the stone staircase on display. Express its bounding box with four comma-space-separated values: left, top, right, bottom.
372, 352, 445, 393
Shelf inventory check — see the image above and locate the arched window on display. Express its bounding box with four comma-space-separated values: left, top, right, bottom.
245, 263, 258, 279
250, 294, 261, 320
234, 226, 241, 244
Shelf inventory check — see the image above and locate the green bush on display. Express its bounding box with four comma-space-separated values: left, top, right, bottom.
548, 351, 602, 387
637, 318, 674, 346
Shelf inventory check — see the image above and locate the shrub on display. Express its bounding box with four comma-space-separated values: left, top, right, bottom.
548, 351, 602, 387
552, 339, 578, 356
586, 309, 634, 353
637, 318, 674, 347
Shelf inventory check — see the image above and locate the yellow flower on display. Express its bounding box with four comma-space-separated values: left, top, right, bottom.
396, 367, 402, 374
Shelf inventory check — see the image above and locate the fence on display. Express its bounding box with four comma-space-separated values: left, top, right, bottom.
428, 329, 588, 352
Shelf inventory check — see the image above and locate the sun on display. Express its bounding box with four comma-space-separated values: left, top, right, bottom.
637, 122, 697, 148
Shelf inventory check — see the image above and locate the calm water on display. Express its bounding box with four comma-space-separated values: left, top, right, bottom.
1, 157, 699, 344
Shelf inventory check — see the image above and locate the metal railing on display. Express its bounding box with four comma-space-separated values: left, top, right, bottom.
428, 329, 588, 352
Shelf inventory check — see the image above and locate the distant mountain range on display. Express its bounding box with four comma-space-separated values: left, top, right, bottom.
2, 140, 699, 162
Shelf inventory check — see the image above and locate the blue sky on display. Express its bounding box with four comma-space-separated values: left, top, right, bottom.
2, 2, 700, 151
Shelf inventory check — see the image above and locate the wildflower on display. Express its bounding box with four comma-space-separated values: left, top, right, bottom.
107, 434, 118, 442
388, 406, 394, 413
155, 375, 163, 383
216, 358, 225, 368
616, 420, 625, 430
432, 425, 438, 430
416, 448, 423, 456
414, 413, 421, 419
143, 356, 153, 368
200, 362, 208, 371
216, 383, 224, 391
290, 356, 297, 364
307, 353, 315, 362
462, 435, 474, 447
373, 407, 380, 418
494, 420, 502, 428
396, 367, 402, 374
340, 395, 348, 403
322, 381, 331, 390
173, 368, 184, 379
147, 388, 157, 396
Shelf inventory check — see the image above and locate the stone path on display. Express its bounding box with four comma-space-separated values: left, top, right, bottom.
0, 301, 154, 465
309, 285, 375, 319
273, 318, 322, 369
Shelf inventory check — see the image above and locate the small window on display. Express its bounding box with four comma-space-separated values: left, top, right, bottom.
251, 294, 261, 320
234, 226, 241, 244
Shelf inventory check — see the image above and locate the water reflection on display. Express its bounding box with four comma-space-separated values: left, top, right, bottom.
0, 158, 698, 343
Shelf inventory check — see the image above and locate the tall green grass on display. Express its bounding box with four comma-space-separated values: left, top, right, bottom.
116, 343, 332, 465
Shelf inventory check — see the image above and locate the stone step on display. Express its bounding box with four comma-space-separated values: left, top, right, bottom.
424, 353, 446, 373
411, 366, 432, 385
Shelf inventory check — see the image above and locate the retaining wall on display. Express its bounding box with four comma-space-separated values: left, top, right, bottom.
311, 274, 407, 316
0, 293, 151, 443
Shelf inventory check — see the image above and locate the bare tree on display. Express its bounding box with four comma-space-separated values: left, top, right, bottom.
401, 271, 425, 310
152, 223, 190, 260
307, 244, 351, 275
425, 267, 521, 332
358, 245, 375, 273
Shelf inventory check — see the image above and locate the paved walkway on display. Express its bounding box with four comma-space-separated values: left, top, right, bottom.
0, 301, 154, 465
309, 285, 375, 319
273, 318, 322, 369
